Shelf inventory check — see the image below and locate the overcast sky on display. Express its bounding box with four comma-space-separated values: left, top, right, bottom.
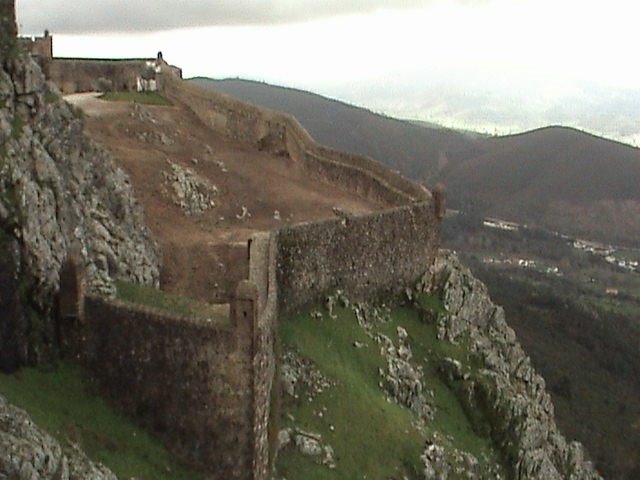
17, 0, 640, 144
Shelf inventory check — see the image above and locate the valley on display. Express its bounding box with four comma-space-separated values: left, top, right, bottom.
443, 213, 640, 479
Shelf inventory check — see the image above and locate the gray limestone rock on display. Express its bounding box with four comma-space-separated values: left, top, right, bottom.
0, 395, 117, 480
0, 51, 160, 368
162, 160, 217, 216
417, 251, 602, 480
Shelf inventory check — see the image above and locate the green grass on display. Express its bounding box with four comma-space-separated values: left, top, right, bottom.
0, 362, 202, 480
279, 306, 424, 479
114, 280, 227, 322
277, 300, 505, 479
99, 91, 172, 106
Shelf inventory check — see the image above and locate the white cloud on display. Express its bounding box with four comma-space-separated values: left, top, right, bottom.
17, 0, 434, 33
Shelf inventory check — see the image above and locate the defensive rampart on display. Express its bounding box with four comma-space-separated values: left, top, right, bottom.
276, 201, 440, 313
48, 58, 153, 94
49, 69, 443, 479
58, 255, 261, 478
161, 78, 430, 207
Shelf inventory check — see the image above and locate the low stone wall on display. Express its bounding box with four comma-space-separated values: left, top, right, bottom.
276, 201, 440, 313
161, 79, 430, 207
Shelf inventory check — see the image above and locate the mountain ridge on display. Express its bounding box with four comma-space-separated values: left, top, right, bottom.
194, 77, 640, 245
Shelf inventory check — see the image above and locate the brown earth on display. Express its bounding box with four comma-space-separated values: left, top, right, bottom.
72, 93, 382, 303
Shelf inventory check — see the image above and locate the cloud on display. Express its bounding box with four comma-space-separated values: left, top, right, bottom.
18, 0, 438, 34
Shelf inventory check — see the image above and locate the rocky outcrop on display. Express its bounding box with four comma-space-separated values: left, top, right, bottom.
162, 159, 217, 216
0, 42, 160, 368
0, 394, 117, 480
418, 251, 602, 480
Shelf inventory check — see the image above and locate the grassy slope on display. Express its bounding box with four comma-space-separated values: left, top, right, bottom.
99, 91, 172, 106
114, 279, 228, 323
0, 362, 201, 480
277, 300, 505, 479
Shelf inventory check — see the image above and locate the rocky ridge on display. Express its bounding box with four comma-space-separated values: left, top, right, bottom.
0, 43, 160, 368
417, 250, 602, 479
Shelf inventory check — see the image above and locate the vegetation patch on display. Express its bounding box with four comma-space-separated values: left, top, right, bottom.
114, 279, 227, 322
99, 91, 172, 106
277, 298, 505, 479
0, 362, 202, 480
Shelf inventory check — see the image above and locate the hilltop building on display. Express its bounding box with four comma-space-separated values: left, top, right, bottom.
20, 30, 182, 94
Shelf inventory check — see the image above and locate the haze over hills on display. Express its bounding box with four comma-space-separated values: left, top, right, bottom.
194, 77, 640, 246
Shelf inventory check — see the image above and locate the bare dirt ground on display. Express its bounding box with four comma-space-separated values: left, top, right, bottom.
70, 93, 382, 302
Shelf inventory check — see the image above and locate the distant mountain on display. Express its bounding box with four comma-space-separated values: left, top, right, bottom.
447, 126, 640, 244
191, 78, 640, 245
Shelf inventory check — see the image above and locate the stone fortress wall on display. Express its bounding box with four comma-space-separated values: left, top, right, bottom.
58, 203, 441, 479
28, 28, 445, 479
59, 257, 258, 477
161, 78, 431, 207
20, 31, 182, 94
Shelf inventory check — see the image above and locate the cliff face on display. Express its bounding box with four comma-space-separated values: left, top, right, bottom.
0, 26, 160, 369
420, 251, 601, 479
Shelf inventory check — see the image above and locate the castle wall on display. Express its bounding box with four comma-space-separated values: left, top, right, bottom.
46, 64, 442, 480
247, 232, 279, 479
81, 295, 257, 478
19, 34, 52, 61
161, 79, 431, 207
48, 59, 152, 94
276, 201, 440, 313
